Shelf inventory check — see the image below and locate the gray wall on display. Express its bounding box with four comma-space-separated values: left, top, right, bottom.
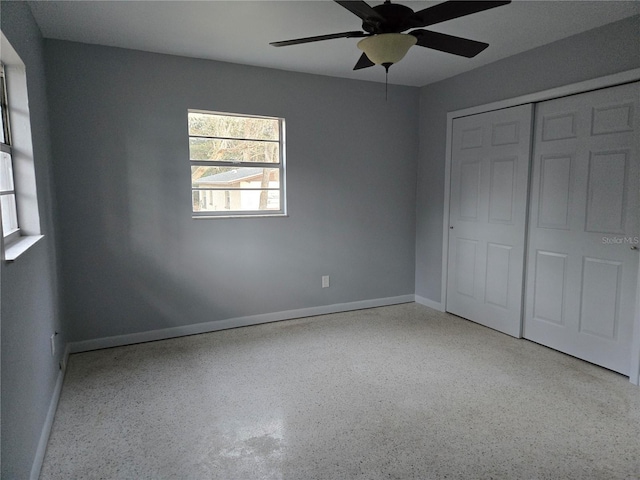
0, 2, 64, 478
44, 41, 419, 342
415, 15, 640, 303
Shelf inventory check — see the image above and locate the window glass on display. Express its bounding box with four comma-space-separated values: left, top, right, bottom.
188, 113, 278, 141
189, 138, 279, 163
191, 167, 280, 189
0, 65, 18, 238
0, 67, 6, 145
0, 103, 4, 144
193, 190, 281, 213
0, 151, 14, 191
1, 193, 18, 235
188, 111, 285, 217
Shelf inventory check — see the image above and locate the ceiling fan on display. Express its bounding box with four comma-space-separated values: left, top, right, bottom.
270, 0, 511, 72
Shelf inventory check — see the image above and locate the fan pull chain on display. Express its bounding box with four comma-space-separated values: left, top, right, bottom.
383, 63, 391, 101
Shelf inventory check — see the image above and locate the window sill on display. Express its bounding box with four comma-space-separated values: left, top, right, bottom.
192, 214, 289, 220
4, 234, 44, 262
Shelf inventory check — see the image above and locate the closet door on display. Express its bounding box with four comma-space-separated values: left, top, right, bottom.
524, 82, 639, 375
447, 104, 533, 337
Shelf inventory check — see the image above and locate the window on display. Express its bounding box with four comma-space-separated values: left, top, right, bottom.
0, 64, 19, 242
0, 33, 42, 261
188, 110, 286, 217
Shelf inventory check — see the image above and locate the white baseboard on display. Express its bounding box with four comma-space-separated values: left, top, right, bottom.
414, 295, 444, 312
69, 295, 416, 353
30, 343, 71, 480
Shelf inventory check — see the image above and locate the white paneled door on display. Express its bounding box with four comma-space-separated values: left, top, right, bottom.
524, 82, 639, 375
447, 104, 534, 337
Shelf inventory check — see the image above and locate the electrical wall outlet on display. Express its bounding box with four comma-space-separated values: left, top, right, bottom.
322, 275, 330, 288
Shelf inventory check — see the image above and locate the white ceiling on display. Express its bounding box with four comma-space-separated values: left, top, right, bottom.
28, 0, 640, 87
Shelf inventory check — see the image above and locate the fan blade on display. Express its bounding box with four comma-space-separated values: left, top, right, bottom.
334, 1, 384, 22
410, 29, 489, 58
270, 31, 368, 47
411, 1, 511, 28
353, 53, 375, 70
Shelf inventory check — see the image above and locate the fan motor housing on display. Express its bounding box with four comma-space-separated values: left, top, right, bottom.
363, 3, 415, 33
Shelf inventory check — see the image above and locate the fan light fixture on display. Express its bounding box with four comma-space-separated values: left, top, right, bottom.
269, 0, 512, 98
357, 33, 417, 69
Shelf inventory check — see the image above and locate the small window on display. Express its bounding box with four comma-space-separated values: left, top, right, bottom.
188, 110, 286, 217
0, 64, 19, 242
1, 33, 43, 261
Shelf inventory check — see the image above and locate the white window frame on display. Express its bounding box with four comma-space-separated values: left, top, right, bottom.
188, 109, 287, 218
0, 32, 43, 261
0, 63, 20, 244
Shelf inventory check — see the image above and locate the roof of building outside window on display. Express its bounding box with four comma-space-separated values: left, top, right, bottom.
194, 167, 263, 186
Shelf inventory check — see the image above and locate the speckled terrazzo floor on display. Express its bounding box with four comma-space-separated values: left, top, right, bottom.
40, 303, 640, 480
